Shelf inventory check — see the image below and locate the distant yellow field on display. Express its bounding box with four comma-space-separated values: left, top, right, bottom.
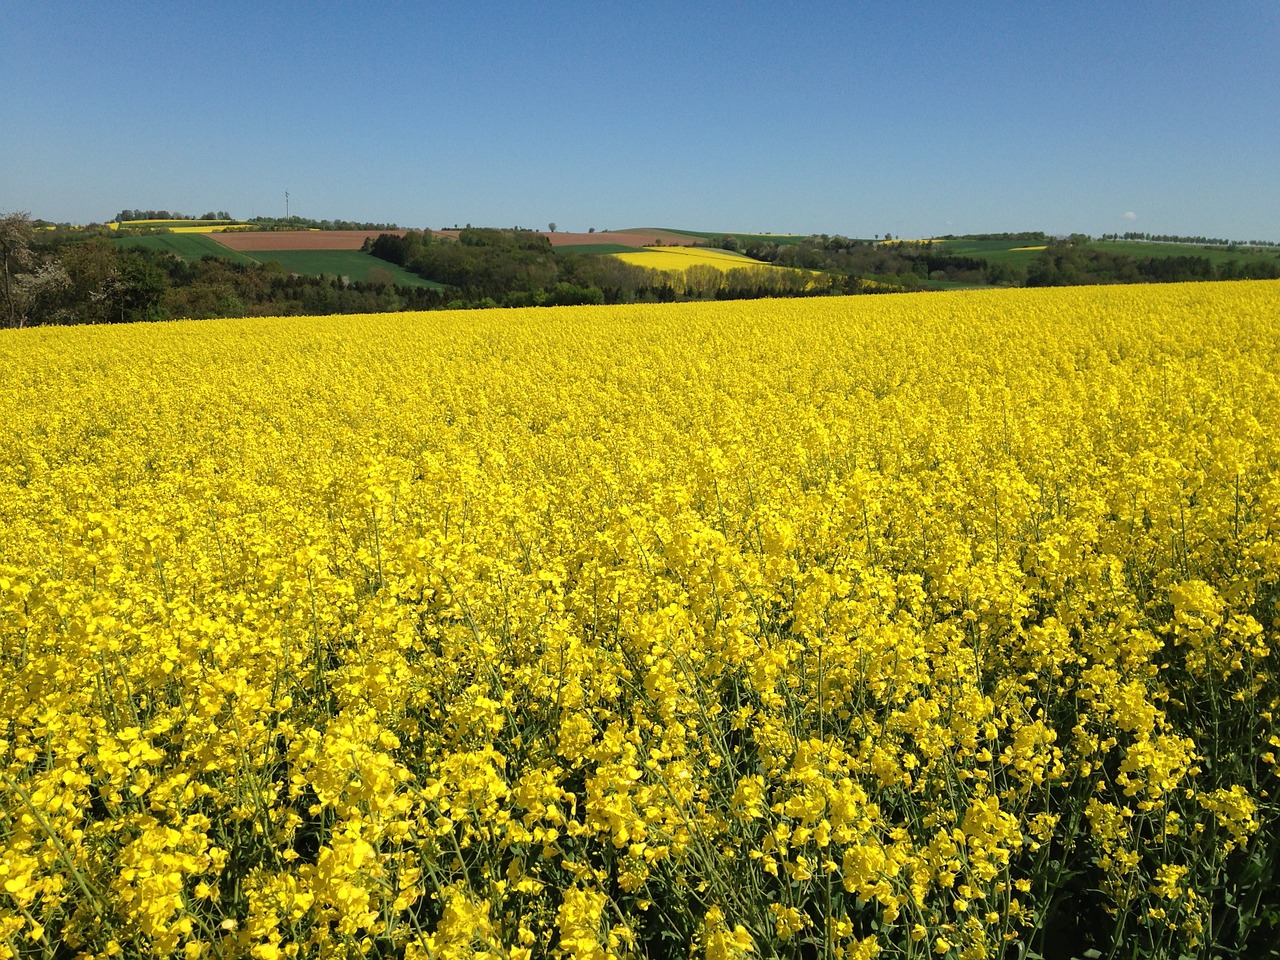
612, 245, 768, 272
167, 224, 254, 233
611, 245, 824, 295
112, 219, 254, 233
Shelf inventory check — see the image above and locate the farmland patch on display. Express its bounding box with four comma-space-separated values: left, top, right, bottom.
207, 230, 407, 251
245, 250, 443, 287
113, 232, 260, 265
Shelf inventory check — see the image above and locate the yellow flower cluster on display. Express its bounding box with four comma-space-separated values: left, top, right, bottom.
1, 281, 1278, 958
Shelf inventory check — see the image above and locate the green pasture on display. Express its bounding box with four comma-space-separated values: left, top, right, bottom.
114, 236, 442, 287
932, 238, 1047, 267
1092, 239, 1280, 267
244, 250, 444, 288
933, 237, 1280, 271
114, 233, 259, 266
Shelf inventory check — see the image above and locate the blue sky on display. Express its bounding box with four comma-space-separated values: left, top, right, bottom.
3, 1, 1277, 239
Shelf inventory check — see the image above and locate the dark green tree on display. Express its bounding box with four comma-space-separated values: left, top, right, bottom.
0, 210, 35, 328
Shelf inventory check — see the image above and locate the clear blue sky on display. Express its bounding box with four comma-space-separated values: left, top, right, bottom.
3, 1, 1277, 239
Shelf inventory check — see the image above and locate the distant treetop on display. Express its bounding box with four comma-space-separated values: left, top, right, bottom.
246, 216, 401, 232
111, 210, 400, 231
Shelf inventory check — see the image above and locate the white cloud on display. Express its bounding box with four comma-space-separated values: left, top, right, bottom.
1123, 211, 1137, 221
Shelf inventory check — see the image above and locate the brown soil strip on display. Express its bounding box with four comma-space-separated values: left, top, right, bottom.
207, 230, 406, 251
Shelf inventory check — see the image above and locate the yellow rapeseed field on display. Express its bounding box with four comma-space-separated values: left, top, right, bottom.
109, 221, 254, 233
612, 247, 770, 272
611, 247, 823, 298
2, 283, 1278, 959
165, 225, 254, 234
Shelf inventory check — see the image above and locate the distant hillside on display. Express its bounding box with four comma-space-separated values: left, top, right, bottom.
7, 209, 1280, 329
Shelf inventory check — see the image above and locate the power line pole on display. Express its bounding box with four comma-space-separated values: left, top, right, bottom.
285, 191, 289, 219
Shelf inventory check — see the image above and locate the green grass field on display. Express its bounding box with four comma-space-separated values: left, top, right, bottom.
934, 237, 1280, 271
114, 236, 442, 287
242, 250, 444, 288
1092, 239, 1280, 267
113, 233, 260, 266
931, 238, 1048, 267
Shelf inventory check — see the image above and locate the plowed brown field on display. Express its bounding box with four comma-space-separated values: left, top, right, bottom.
206, 230, 407, 251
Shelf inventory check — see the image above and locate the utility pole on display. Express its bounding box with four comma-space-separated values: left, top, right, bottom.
285, 191, 290, 220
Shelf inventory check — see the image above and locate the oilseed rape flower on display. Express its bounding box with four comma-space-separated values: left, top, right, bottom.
1, 280, 1279, 958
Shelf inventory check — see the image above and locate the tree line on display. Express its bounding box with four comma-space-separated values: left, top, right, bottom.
1100, 231, 1280, 249
242, 215, 402, 232
108, 213, 402, 232
704, 233, 1280, 288
6, 210, 1280, 329
0, 212, 443, 328
113, 209, 234, 223
364, 228, 848, 308
702, 235, 1025, 288
1026, 238, 1280, 286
